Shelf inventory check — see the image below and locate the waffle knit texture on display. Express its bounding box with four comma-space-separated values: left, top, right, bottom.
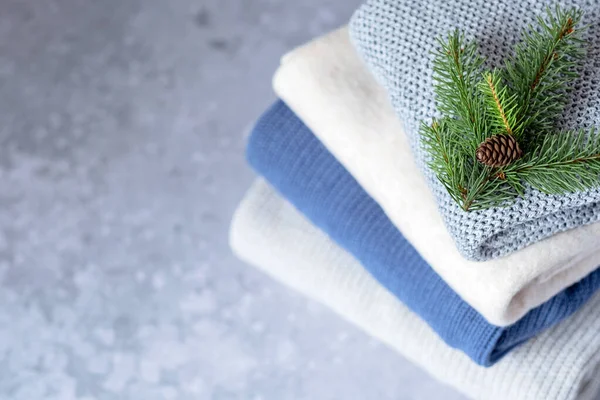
230, 179, 600, 400
348, 0, 600, 261
246, 100, 600, 366
273, 27, 600, 327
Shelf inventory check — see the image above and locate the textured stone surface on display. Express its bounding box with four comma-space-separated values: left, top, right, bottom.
0, 0, 466, 399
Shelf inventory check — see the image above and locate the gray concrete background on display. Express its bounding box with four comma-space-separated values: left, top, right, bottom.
0, 1, 468, 399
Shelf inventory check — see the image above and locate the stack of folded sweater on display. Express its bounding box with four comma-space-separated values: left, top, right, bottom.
230, 0, 600, 398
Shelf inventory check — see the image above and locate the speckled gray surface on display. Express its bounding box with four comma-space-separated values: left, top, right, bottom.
0, 1, 468, 399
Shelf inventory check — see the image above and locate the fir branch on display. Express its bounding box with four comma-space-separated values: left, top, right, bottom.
422, 118, 464, 206
479, 71, 521, 137
422, 5, 598, 212
422, 115, 520, 211
485, 73, 512, 134
504, 5, 586, 138
432, 30, 488, 147
460, 170, 519, 211
506, 128, 600, 194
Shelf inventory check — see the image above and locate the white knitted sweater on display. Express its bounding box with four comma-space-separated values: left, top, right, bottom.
230, 179, 600, 400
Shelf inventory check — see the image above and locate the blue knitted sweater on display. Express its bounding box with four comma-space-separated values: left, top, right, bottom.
246, 101, 600, 366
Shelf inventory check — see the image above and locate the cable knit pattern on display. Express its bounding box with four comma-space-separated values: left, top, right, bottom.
230, 179, 600, 400
246, 100, 600, 366
349, 0, 600, 260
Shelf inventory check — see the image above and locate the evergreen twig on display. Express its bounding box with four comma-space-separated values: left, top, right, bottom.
422, 5, 597, 211
506, 128, 600, 193
432, 30, 488, 149
479, 71, 520, 137
504, 5, 585, 140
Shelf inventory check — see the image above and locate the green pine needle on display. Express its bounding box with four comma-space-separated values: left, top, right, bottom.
432, 30, 488, 149
507, 128, 600, 194
479, 70, 522, 139
422, 4, 597, 211
504, 5, 585, 139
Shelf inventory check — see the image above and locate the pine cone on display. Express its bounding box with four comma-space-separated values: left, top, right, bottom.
476, 134, 523, 167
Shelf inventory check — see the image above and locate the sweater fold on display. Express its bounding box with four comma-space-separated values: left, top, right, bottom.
272, 27, 600, 326
230, 178, 600, 400
245, 100, 600, 366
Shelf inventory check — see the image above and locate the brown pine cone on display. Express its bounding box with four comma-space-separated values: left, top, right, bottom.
476, 134, 523, 167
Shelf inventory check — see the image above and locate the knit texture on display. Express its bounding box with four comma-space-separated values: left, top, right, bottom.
273, 27, 600, 327
230, 179, 600, 400
349, 0, 600, 261
246, 101, 600, 366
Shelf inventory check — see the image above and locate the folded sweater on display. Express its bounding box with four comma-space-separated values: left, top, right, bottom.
348, 0, 600, 261
273, 27, 600, 327
246, 100, 600, 366
230, 179, 600, 400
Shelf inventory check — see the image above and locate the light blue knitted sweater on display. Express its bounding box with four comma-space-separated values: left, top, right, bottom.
349, 0, 600, 260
